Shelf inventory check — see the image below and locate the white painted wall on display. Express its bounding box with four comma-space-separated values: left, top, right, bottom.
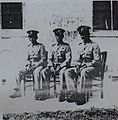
0, 0, 117, 85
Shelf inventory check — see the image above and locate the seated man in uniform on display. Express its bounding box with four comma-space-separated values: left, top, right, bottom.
10, 30, 47, 98
40, 28, 72, 101
65, 25, 101, 102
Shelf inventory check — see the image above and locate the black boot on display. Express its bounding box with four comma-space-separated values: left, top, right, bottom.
35, 89, 50, 101
35, 89, 41, 100
39, 89, 50, 101
58, 91, 66, 102
66, 90, 78, 103
75, 92, 86, 105
10, 89, 21, 98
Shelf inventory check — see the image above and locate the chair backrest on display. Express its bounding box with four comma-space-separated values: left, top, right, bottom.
100, 51, 107, 79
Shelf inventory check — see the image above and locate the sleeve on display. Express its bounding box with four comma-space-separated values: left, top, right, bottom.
27, 46, 31, 62
37, 44, 46, 65
27, 50, 30, 61
47, 45, 54, 67
72, 45, 83, 66
26, 46, 30, 61
77, 47, 83, 62
91, 43, 101, 65
24, 46, 31, 66
60, 45, 72, 68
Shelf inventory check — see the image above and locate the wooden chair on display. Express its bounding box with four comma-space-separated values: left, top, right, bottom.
86, 51, 107, 100
23, 51, 48, 96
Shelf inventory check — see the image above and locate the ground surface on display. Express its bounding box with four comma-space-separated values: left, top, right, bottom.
0, 72, 118, 115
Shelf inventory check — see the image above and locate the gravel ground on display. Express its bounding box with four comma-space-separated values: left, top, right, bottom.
3, 107, 118, 120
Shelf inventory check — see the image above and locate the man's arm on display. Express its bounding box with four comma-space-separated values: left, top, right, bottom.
47, 45, 55, 67
92, 43, 101, 65
25, 48, 32, 70
72, 46, 83, 67
33, 44, 46, 67
86, 43, 101, 67
40, 44, 46, 62
60, 45, 72, 68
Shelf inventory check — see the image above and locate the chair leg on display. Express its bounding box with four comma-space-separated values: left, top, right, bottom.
54, 76, 57, 97
101, 81, 103, 98
101, 90, 103, 98
86, 90, 89, 102
90, 90, 93, 97
89, 82, 93, 97
33, 81, 35, 92
24, 80, 26, 96
33, 75, 35, 92
86, 83, 91, 102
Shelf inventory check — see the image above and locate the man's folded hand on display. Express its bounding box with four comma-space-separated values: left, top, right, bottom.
85, 63, 92, 67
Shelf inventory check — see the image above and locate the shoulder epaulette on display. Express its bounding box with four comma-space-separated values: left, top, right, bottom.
63, 42, 69, 45
27, 43, 31, 47
52, 43, 56, 46
79, 42, 82, 45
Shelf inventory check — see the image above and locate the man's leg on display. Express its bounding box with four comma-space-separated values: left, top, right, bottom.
40, 67, 51, 90
80, 67, 96, 100
58, 67, 78, 102
10, 70, 27, 98
57, 67, 67, 101
33, 66, 43, 90
58, 67, 67, 92
65, 67, 78, 92
35, 67, 51, 100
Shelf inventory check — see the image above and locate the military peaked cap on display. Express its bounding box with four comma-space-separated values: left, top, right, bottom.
27, 30, 39, 38
53, 28, 65, 36
77, 25, 91, 35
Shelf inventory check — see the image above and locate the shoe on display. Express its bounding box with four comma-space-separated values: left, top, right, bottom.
13, 88, 20, 91
10, 91, 21, 98
66, 90, 77, 103
39, 91, 50, 101
35, 90, 41, 100
75, 92, 86, 105
58, 91, 65, 102
35, 89, 50, 101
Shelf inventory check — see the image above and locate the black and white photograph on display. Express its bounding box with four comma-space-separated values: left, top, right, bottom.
0, 0, 118, 119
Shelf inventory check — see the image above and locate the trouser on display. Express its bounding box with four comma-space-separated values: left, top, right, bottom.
65, 66, 98, 93
40, 67, 67, 92
65, 67, 79, 92
80, 67, 97, 93
16, 66, 44, 90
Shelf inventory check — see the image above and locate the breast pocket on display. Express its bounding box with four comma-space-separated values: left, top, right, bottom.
85, 51, 93, 58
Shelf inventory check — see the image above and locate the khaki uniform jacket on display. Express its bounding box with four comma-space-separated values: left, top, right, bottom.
49, 42, 72, 68
77, 41, 101, 68
27, 43, 47, 67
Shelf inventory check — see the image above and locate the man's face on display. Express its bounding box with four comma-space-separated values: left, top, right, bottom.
28, 37, 37, 44
80, 33, 89, 42
55, 34, 64, 43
